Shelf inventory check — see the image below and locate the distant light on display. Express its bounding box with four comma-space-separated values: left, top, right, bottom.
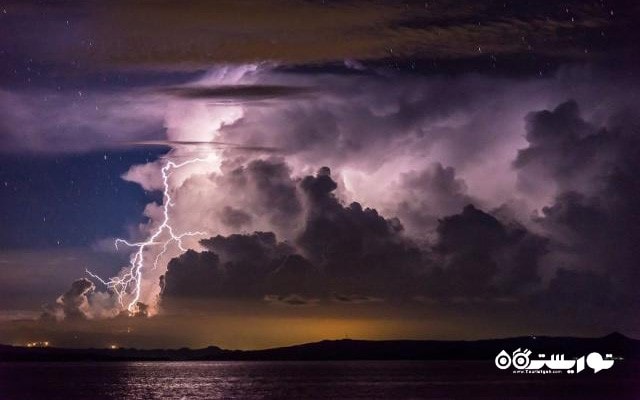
26, 341, 50, 348
110, 344, 118, 350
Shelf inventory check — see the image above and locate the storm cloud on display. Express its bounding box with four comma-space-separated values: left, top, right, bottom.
515, 100, 640, 325
160, 166, 548, 309
42, 278, 118, 321
23, 63, 639, 341
161, 232, 320, 303
152, 95, 640, 336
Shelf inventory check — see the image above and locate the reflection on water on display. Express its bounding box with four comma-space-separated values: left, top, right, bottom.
0, 361, 637, 399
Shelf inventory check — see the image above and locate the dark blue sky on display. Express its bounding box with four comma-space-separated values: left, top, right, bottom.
0, 149, 165, 249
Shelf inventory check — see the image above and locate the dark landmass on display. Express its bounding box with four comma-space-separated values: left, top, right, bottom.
0, 333, 638, 362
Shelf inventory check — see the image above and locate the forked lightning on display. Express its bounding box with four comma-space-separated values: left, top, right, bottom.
86, 156, 211, 314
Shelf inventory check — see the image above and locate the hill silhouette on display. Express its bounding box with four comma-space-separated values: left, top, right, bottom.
1, 333, 638, 362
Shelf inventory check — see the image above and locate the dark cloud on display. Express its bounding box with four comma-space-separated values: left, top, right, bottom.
200, 231, 292, 266
162, 232, 317, 303
161, 250, 223, 298
263, 294, 319, 307
514, 100, 612, 196
514, 100, 640, 325
1, 0, 632, 74
158, 85, 313, 102
268, 254, 320, 296
125, 140, 281, 154
331, 294, 384, 304
298, 167, 422, 296
430, 204, 547, 298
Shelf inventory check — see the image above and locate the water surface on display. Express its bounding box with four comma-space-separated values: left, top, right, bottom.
0, 361, 637, 399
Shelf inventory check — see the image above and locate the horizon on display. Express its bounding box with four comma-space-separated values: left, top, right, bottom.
3, 331, 637, 352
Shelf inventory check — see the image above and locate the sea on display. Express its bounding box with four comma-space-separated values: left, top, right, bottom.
0, 360, 638, 399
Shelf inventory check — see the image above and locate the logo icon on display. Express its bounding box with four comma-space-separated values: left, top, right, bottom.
586, 352, 615, 373
495, 349, 617, 374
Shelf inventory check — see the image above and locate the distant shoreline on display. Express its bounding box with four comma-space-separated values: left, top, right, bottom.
1, 332, 638, 362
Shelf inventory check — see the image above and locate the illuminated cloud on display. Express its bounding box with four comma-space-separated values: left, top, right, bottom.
42, 278, 118, 321
29, 66, 639, 334
157, 167, 547, 309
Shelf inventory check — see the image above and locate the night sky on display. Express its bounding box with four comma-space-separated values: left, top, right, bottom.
1, 0, 639, 349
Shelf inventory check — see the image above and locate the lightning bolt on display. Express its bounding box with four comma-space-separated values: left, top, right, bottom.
87, 156, 212, 315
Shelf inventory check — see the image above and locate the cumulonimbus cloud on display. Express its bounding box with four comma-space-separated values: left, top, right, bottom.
32, 65, 640, 336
